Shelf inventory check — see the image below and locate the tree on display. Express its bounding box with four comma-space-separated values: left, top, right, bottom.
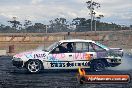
34, 23, 47, 33
49, 18, 69, 32
72, 18, 91, 32
8, 17, 21, 30
95, 14, 104, 31
86, 0, 101, 31
24, 20, 32, 29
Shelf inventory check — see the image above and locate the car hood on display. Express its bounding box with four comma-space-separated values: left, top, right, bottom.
107, 48, 123, 57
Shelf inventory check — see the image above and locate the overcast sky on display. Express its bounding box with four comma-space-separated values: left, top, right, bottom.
0, 0, 131, 26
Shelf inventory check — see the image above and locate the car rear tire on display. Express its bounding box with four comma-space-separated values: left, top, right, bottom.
91, 60, 105, 71
26, 60, 42, 73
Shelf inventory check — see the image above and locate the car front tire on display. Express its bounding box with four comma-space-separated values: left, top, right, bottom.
26, 60, 43, 73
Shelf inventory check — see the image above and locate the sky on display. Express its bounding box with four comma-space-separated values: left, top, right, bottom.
0, 0, 131, 26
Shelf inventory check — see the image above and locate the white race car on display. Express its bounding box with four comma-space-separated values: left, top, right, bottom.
12, 39, 123, 73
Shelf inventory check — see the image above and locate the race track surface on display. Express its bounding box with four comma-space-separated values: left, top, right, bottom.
0, 53, 132, 88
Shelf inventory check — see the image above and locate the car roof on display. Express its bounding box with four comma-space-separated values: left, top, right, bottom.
59, 39, 95, 43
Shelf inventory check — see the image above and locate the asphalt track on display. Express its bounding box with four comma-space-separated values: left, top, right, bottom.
0, 53, 132, 88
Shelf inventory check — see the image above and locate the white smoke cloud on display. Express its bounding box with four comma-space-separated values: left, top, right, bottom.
108, 50, 132, 71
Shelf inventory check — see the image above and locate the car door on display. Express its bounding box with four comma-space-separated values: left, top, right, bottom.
72, 42, 96, 68
89, 42, 107, 58
47, 42, 75, 69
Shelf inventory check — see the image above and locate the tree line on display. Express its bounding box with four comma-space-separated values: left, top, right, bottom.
0, 17, 130, 33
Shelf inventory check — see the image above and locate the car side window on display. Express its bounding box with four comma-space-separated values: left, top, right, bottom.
89, 43, 105, 52
51, 42, 74, 53
75, 42, 89, 52
51, 43, 67, 53
89, 43, 95, 52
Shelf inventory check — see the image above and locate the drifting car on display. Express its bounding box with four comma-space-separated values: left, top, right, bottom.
12, 39, 123, 73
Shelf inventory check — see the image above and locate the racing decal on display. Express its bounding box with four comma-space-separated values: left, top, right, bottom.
48, 55, 62, 63
96, 52, 107, 58
50, 61, 89, 67
34, 53, 46, 58
85, 53, 92, 60
25, 54, 34, 58
74, 53, 93, 60
74, 53, 85, 59
49, 52, 93, 60
50, 62, 66, 67
15, 51, 33, 58
14, 50, 47, 59
52, 53, 65, 59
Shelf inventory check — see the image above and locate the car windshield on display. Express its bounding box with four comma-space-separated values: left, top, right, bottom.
95, 42, 109, 50
45, 42, 59, 52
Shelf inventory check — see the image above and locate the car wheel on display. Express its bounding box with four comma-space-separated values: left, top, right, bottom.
26, 60, 42, 73
91, 60, 105, 71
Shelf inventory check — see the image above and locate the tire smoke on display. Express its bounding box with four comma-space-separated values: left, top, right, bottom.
108, 50, 132, 71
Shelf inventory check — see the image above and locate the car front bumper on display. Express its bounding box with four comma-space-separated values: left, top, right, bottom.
12, 57, 24, 68
108, 63, 121, 67
106, 58, 122, 67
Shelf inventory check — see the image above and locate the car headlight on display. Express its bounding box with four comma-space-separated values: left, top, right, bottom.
106, 56, 122, 63
13, 57, 23, 61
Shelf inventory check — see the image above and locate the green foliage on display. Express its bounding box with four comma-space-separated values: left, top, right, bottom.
0, 17, 130, 33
